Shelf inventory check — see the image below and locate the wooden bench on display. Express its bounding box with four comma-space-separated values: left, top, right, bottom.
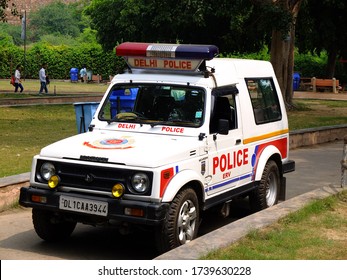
89, 74, 102, 83
312, 77, 339, 93
299, 77, 313, 91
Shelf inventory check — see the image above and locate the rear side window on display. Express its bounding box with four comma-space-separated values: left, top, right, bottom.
245, 78, 282, 124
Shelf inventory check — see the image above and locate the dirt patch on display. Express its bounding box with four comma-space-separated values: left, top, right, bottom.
322, 196, 347, 242
0, 182, 29, 212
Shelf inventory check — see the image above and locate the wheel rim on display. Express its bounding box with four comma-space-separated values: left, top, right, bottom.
177, 199, 197, 245
266, 171, 277, 206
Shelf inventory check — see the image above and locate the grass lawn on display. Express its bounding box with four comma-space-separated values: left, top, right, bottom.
0, 79, 108, 95
202, 190, 347, 260
288, 99, 347, 130
0, 105, 77, 177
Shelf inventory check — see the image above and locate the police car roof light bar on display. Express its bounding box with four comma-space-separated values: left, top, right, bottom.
116, 42, 219, 60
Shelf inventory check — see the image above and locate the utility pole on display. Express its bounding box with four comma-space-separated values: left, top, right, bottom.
21, 10, 27, 80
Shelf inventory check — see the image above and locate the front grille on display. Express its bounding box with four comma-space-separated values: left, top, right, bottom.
35, 160, 153, 196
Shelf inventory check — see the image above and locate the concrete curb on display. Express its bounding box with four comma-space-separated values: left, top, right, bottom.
290, 124, 347, 149
155, 184, 346, 260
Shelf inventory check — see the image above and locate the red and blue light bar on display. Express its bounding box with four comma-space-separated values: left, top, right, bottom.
116, 42, 219, 60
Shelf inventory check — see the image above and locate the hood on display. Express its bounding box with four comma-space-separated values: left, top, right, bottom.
39, 130, 203, 168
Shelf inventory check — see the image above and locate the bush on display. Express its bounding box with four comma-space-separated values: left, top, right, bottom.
294, 51, 327, 78
1, 41, 344, 84
0, 41, 125, 80
0, 34, 23, 78
226, 48, 346, 83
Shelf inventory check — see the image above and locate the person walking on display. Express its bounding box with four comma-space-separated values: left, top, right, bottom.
14, 65, 24, 93
39, 63, 48, 94
79, 65, 87, 83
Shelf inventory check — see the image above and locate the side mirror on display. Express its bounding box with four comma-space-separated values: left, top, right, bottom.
218, 119, 229, 135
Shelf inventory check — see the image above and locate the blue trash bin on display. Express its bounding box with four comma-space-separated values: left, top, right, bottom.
110, 88, 138, 117
293, 72, 300, 91
74, 102, 100, 133
70, 68, 79, 82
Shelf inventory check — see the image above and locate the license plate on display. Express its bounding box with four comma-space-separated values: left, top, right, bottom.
59, 195, 108, 217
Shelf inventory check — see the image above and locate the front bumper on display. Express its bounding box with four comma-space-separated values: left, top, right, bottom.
19, 187, 169, 226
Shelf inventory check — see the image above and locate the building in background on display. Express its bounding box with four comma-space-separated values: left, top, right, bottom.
5, 0, 79, 25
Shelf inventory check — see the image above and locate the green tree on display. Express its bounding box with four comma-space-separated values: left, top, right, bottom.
296, 0, 347, 78
0, 22, 22, 45
84, 0, 124, 50
29, 1, 82, 41
85, 0, 302, 105
84, 0, 268, 52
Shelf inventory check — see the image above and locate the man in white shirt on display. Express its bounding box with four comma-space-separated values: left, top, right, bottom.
39, 63, 48, 94
80, 65, 87, 83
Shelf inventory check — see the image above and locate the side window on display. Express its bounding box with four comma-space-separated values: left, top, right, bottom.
209, 93, 237, 134
246, 78, 282, 124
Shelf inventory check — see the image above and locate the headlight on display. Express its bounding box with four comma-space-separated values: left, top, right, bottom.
131, 173, 150, 194
40, 162, 56, 181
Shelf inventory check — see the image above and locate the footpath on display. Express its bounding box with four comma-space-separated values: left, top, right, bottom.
0, 90, 347, 259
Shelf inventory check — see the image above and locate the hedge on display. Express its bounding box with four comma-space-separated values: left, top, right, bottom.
0, 42, 126, 80
1, 42, 345, 83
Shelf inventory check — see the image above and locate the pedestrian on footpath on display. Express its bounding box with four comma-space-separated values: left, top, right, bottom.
14, 65, 24, 93
79, 65, 87, 83
39, 63, 48, 94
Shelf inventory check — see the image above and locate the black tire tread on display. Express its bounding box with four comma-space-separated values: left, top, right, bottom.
249, 160, 279, 212
32, 209, 76, 242
155, 187, 199, 253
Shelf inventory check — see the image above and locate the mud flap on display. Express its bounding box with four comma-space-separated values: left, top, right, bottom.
279, 176, 286, 202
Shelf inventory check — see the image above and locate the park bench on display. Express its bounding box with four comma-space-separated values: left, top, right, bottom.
312, 77, 339, 93
89, 74, 102, 83
300, 77, 340, 93
299, 77, 312, 91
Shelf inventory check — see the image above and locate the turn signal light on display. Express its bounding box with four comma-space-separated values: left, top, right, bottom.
124, 207, 144, 217
31, 195, 47, 203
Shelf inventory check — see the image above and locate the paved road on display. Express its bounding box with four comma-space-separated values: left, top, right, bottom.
0, 141, 344, 260
286, 140, 342, 198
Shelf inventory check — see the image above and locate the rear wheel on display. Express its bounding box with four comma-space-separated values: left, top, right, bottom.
32, 209, 76, 242
249, 160, 280, 212
155, 187, 200, 253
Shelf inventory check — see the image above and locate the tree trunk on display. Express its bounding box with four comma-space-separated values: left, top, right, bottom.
270, 29, 291, 104
326, 47, 338, 78
270, 0, 302, 108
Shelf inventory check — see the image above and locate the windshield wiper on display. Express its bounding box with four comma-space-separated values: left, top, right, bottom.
150, 120, 196, 127
107, 112, 147, 124
150, 121, 167, 127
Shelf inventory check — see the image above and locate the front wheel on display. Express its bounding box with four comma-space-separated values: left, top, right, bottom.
32, 209, 76, 242
249, 160, 280, 212
155, 187, 200, 253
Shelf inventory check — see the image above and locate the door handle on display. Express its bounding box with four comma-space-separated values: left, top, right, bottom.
236, 139, 241, 145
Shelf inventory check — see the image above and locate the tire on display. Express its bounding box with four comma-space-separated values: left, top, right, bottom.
155, 187, 200, 253
249, 160, 280, 212
32, 209, 76, 242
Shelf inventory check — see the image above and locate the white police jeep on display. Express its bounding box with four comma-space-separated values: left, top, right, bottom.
19, 42, 295, 253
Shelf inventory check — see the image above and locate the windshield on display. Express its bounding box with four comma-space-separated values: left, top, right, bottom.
99, 84, 205, 127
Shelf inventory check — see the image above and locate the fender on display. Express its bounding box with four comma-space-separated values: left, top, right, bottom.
253, 145, 281, 181
161, 169, 204, 203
